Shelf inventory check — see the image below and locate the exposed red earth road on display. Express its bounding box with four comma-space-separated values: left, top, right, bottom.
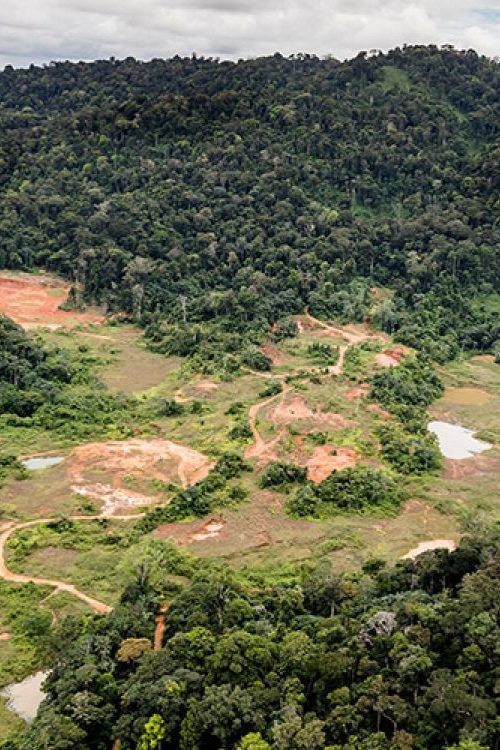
0, 515, 142, 614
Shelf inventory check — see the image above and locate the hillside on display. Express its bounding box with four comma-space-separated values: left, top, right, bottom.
0, 47, 499, 368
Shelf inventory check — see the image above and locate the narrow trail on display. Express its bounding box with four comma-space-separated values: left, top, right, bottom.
304, 310, 373, 346
0, 514, 143, 614
245, 385, 290, 461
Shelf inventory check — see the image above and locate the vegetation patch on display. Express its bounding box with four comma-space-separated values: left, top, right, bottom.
287, 466, 405, 518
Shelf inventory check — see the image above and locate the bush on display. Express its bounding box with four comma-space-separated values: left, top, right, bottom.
287, 486, 319, 517
259, 381, 282, 398
272, 318, 298, 342
0, 454, 28, 487
371, 354, 443, 412
242, 347, 272, 372
307, 343, 339, 365
260, 461, 307, 489
287, 466, 405, 518
317, 467, 404, 513
157, 399, 184, 417
379, 425, 442, 474
228, 421, 252, 440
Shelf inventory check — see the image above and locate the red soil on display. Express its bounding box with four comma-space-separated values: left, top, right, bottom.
245, 387, 288, 463
366, 403, 392, 419
376, 347, 407, 368
0, 272, 104, 329
346, 384, 370, 401
271, 394, 353, 429
272, 394, 315, 423
153, 605, 169, 650
261, 344, 285, 365
305, 446, 359, 483
189, 519, 225, 542
67, 438, 214, 515
443, 454, 500, 480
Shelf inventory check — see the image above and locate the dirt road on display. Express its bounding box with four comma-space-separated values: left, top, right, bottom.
245, 385, 290, 461
0, 514, 143, 614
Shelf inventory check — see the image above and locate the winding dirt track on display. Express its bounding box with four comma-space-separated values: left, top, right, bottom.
245, 313, 375, 460
0, 514, 143, 614
0, 314, 382, 613
245, 385, 290, 461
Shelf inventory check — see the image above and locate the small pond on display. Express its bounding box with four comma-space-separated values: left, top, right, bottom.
0, 671, 48, 722
428, 420, 492, 460
21, 456, 64, 470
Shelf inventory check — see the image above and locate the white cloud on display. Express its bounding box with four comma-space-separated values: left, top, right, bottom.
0, 0, 498, 68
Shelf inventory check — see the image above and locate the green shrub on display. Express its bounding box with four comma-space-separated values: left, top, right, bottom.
241, 347, 272, 372
287, 466, 405, 518
259, 381, 283, 398
260, 461, 307, 489
378, 425, 442, 474
307, 342, 339, 365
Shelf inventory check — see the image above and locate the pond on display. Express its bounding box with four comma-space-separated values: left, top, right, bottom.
21, 455, 64, 470
0, 671, 48, 721
428, 420, 492, 460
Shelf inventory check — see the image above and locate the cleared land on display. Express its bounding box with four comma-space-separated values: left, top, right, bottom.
0, 272, 104, 329
2, 300, 499, 737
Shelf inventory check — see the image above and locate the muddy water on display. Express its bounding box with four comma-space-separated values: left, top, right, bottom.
21, 456, 64, 470
0, 671, 48, 721
443, 387, 490, 406
428, 421, 492, 460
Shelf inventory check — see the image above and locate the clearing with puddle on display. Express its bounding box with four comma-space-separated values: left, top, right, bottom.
21, 456, 64, 471
0, 671, 48, 722
428, 420, 492, 460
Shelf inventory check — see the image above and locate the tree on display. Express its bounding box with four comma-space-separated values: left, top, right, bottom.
237, 733, 272, 750
138, 714, 166, 750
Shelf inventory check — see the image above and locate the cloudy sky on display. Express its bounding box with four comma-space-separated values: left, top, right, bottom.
1, 0, 499, 68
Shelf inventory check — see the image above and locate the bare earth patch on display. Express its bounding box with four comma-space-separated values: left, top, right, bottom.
0, 272, 104, 329
271, 394, 353, 429
443, 454, 500, 480
67, 439, 214, 515
261, 344, 285, 366
346, 384, 370, 401
194, 380, 219, 393
305, 446, 359, 483
190, 519, 225, 542
376, 347, 407, 368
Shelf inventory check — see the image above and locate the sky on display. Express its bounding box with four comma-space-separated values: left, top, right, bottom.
1, 0, 499, 69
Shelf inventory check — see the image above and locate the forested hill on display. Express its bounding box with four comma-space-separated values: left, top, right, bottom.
1, 47, 500, 368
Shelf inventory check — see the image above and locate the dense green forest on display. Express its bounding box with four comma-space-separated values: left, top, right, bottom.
6, 528, 498, 750
0, 46, 499, 368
